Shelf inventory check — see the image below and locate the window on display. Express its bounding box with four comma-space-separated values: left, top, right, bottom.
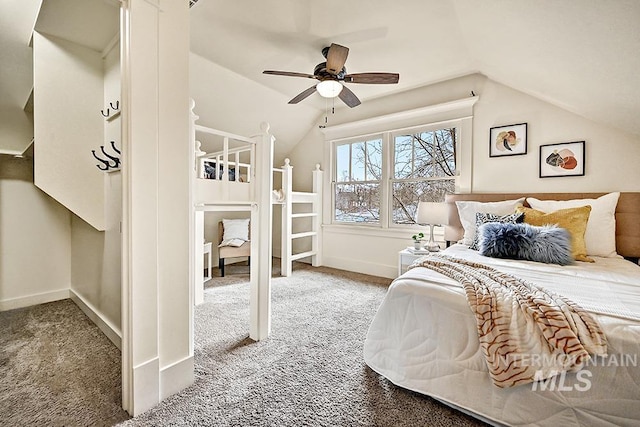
391, 127, 457, 224
325, 97, 476, 229
334, 138, 382, 223
331, 125, 459, 226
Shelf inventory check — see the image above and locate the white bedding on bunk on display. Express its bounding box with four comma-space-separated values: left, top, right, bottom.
363, 244, 640, 427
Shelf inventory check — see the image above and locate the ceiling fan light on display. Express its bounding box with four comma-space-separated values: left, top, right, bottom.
316, 80, 343, 98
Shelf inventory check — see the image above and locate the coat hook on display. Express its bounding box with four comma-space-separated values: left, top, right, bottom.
101, 108, 110, 117
110, 140, 121, 155
100, 145, 120, 168
110, 101, 119, 110
91, 150, 111, 170
470, 90, 476, 97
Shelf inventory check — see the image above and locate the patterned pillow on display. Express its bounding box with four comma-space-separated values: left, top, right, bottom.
469, 212, 525, 250
478, 223, 573, 265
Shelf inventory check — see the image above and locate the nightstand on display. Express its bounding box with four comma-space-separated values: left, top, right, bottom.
398, 248, 428, 276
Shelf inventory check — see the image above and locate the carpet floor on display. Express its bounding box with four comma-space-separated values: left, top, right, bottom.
1, 261, 486, 426
0, 299, 129, 426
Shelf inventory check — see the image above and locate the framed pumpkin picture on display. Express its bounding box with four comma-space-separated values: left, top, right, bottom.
489, 123, 527, 157
539, 141, 585, 178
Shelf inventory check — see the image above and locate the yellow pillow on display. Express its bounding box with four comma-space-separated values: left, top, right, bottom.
516, 205, 594, 263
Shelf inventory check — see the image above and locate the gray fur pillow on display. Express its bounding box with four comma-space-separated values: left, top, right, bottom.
478, 222, 573, 265
469, 212, 525, 250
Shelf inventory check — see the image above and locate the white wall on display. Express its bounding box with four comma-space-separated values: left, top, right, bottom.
69, 171, 121, 345
33, 32, 105, 230
0, 108, 33, 155
65, 39, 122, 347
0, 156, 71, 310
472, 80, 640, 192
287, 74, 640, 278
189, 52, 317, 160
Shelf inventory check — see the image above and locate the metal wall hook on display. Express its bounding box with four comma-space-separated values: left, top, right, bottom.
109, 101, 119, 110
100, 145, 120, 168
92, 150, 111, 170
101, 108, 110, 117
110, 140, 121, 155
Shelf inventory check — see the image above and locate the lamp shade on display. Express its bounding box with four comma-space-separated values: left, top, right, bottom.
316, 80, 343, 98
416, 202, 448, 225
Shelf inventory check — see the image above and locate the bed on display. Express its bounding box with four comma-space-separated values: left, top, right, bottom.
363, 192, 640, 427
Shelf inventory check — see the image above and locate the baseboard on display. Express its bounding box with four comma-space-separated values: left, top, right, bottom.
0, 288, 70, 311
70, 289, 122, 350
132, 357, 160, 416
160, 355, 194, 400
323, 255, 396, 279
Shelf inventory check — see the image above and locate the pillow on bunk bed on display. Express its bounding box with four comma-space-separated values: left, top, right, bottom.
222, 218, 250, 241
204, 163, 243, 181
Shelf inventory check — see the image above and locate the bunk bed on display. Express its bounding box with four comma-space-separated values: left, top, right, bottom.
273, 158, 323, 277
190, 100, 273, 340
189, 100, 324, 339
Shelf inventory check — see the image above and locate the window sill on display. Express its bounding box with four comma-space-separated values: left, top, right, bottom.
323, 223, 445, 242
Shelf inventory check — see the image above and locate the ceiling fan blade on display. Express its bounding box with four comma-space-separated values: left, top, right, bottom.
325, 43, 349, 75
263, 70, 318, 80
338, 85, 361, 108
288, 85, 318, 104
344, 72, 399, 84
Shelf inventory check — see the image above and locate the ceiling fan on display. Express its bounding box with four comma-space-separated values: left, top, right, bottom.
263, 43, 399, 108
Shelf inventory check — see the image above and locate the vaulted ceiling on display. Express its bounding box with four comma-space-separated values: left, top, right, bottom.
2, 0, 638, 157
190, 0, 640, 145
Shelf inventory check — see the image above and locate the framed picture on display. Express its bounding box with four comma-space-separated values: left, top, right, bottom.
539, 141, 585, 178
489, 123, 527, 157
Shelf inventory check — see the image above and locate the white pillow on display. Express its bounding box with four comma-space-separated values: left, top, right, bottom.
527, 192, 620, 257
455, 198, 525, 246
222, 218, 250, 241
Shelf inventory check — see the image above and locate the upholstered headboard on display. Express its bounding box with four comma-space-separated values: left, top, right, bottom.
444, 192, 640, 259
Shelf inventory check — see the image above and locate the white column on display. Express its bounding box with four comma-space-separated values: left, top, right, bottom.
249, 123, 274, 341
280, 158, 293, 276
312, 164, 323, 267
193, 211, 204, 306
120, 0, 192, 416
190, 99, 202, 306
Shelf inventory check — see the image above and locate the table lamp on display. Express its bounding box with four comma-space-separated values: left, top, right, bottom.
416, 201, 448, 252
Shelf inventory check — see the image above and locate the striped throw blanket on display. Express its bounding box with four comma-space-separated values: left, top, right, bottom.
412, 254, 608, 387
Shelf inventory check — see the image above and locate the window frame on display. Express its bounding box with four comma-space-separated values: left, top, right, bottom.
388, 122, 459, 228
321, 97, 477, 235
331, 134, 384, 225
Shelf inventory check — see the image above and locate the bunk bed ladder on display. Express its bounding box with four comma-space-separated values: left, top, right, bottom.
280, 159, 323, 277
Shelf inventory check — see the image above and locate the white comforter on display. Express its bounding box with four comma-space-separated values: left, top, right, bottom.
364, 245, 640, 427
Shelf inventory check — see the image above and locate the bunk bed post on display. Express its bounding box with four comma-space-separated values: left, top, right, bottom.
190, 99, 205, 306
221, 137, 229, 199
281, 159, 293, 276
249, 122, 274, 341
234, 151, 240, 181
312, 164, 323, 267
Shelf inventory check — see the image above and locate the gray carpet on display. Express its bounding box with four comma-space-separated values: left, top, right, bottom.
1, 262, 486, 426
122, 262, 486, 427
0, 299, 129, 426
